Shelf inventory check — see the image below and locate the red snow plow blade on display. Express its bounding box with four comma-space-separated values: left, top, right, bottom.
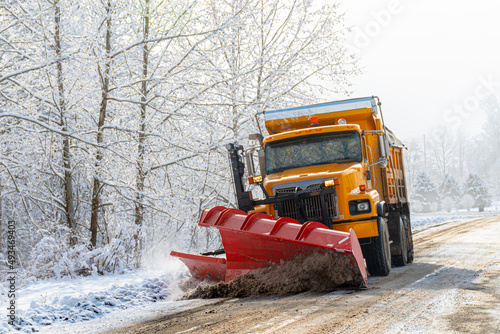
171, 206, 367, 287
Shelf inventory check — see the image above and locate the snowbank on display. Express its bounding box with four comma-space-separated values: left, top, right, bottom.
412, 211, 497, 231
1, 266, 190, 333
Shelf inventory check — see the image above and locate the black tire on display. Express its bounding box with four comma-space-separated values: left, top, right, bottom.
402, 214, 414, 263
392, 216, 408, 267
364, 217, 391, 276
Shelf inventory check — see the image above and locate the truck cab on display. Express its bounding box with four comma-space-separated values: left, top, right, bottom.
228, 96, 413, 276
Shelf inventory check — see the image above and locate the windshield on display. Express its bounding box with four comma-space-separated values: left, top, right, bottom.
265, 131, 362, 174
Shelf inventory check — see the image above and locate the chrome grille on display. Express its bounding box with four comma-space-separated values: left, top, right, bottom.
275, 185, 337, 222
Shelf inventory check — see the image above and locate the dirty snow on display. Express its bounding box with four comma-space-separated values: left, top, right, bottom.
184, 250, 365, 299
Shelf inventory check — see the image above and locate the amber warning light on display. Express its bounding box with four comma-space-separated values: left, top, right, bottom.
248, 175, 263, 184
324, 179, 340, 187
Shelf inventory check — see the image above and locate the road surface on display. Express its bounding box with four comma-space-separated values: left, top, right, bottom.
107, 215, 500, 333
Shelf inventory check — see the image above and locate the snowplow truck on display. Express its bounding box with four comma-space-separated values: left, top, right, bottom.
172, 96, 413, 286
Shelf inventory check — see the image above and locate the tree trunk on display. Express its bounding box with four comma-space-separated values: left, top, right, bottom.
134, 0, 150, 265
0, 176, 2, 251
55, 0, 76, 246
90, 0, 112, 248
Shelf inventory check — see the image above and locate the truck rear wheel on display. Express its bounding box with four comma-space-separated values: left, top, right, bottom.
402, 214, 414, 263
364, 217, 391, 276
392, 216, 408, 266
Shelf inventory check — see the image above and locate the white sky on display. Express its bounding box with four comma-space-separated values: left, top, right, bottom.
338, 0, 500, 139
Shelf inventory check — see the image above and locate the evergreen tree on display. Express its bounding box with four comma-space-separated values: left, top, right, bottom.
411, 172, 439, 213
439, 174, 461, 211
463, 174, 492, 210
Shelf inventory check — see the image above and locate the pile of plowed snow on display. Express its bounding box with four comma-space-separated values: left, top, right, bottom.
183, 250, 365, 299
2, 273, 173, 333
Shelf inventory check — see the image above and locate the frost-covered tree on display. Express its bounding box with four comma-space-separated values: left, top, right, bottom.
119, 0, 227, 263
0, 0, 88, 246
429, 128, 456, 180
88, 0, 114, 248
0, 0, 106, 278
193, 0, 358, 219
411, 172, 438, 213
0, 0, 360, 277
403, 138, 424, 196
481, 95, 500, 196
482, 95, 500, 153
463, 173, 491, 210
201, 0, 357, 141
53, 0, 78, 244
439, 174, 461, 211
455, 130, 468, 181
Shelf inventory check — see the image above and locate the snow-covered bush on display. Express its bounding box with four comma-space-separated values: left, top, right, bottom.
85, 230, 135, 275
460, 194, 475, 211
441, 196, 454, 212
411, 200, 423, 213
30, 237, 90, 279
27, 229, 136, 279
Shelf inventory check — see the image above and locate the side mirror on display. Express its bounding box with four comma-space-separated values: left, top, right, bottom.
248, 133, 266, 177
245, 147, 267, 179
367, 157, 388, 174
258, 149, 266, 177
378, 157, 388, 169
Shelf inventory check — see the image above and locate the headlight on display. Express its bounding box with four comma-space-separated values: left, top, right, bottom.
357, 202, 370, 211
349, 199, 371, 215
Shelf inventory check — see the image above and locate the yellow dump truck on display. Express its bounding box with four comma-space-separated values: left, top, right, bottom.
228, 96, 413, 276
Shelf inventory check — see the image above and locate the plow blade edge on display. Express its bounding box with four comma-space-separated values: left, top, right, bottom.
171, 206, 368, 287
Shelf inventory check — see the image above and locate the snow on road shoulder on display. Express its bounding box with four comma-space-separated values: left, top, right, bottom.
1, 258, 192, 333
412, 211, 497, 232
411, 201, 500, 232
43, 297, 217, 334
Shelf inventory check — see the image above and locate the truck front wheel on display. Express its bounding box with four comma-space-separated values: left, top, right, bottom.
364, 217, 391, 276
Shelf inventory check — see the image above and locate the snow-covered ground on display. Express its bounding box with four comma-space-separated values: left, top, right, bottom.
0, 259, 203, 333
2, 207, 498, 333
412, 202, 499, 231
